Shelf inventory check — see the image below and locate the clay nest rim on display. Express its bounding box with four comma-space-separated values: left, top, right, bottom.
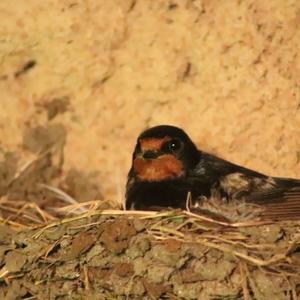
36, 209, 300, 296
0, 208, 300, 299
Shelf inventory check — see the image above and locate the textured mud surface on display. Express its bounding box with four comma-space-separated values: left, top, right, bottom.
0, 212, 299, 299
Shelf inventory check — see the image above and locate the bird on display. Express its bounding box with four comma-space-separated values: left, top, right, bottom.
125, 125, 300, 221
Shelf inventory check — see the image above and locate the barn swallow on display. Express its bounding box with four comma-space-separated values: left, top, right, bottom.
125, 125, 300, 221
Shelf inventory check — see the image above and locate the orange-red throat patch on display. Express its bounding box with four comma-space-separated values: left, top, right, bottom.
133, 154, 184, 181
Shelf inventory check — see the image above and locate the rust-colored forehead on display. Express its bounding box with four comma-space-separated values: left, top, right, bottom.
139, 136, 171, 151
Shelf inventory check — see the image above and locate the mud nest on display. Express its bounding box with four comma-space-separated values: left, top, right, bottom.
0, 124, 299, 299
0, 209, 299, 300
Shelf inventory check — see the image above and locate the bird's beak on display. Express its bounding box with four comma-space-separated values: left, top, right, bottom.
141, 150, 159, 160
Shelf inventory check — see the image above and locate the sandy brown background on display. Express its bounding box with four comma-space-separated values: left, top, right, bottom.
1, 0, 300, 204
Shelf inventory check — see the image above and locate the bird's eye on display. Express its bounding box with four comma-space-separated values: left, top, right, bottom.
163, 139, 182, 153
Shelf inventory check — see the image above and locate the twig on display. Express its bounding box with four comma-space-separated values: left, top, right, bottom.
239, 262, 252, 300
39, 184, 87, 213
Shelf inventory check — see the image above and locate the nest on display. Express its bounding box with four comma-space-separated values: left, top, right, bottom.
0, 126, 299, 299
0, 204, 299, 299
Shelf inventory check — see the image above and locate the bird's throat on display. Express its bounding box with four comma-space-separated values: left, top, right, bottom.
133, 155, 184, 181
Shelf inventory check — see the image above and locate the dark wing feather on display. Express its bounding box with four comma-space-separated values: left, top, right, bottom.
190, 152, 300, 221
245, 186, 300, 221
190, 152, 268, 186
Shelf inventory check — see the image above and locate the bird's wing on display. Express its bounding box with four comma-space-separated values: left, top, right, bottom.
191, 152, 300, 221
199, 152, 268, 178
245, 187, 300, 220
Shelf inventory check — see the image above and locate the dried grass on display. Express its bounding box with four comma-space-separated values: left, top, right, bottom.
1, 198, 300, 299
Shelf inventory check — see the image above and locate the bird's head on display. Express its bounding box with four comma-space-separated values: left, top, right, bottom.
130, 125, 200, 182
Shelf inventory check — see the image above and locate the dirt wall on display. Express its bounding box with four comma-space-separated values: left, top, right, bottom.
1, 0, 300, 202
